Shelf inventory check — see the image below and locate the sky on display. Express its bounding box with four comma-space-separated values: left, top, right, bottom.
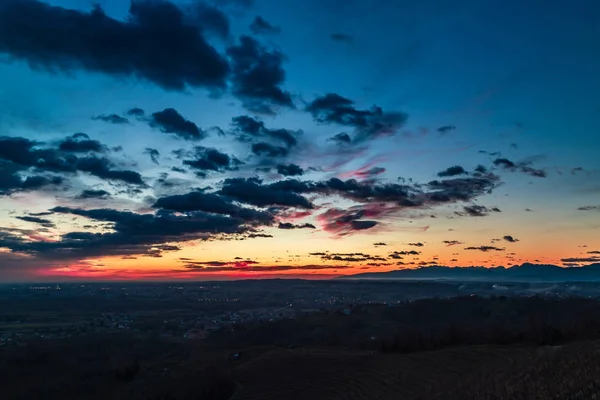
0, 0, 599, 282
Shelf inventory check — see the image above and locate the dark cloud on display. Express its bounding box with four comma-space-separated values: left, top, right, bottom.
460, 205, 498, 217
408, 242, 424, 247
250, 16, 280, 35
374, 242, 387, 246
493, 158, 546, 178
561, 257, 600, 263
0, 0, 230, 91
426, 173, 500, 203
277, 164, 304, 176
92, 114, 129, 124
181, 147, 241, 176
328, 132, 352, 145
184, 263, 347, 273
391, 250, 421, 256
588, 251, 600, 254
277, 222, 315, 229
150, 108, 205, 140
231, 115, 299, 148
262, 169, 499, 230
578, 205, 600, 211
0, 206, 252, 260
330, 33, 354, 44
480, 150, 502, 157
215, 0, 255, 9
474, 165, 488, 174
443, 240, 464, 246
0, 136, 143, 185
227, 35, 293, 114
493, 158, 516, 168
352, 220, 378, 230
388, 250, 421, 260
315, 207, 379, 236
314, 174, 495, 206
312, 252, 387, 263
251, 142, 289, 157
59, 133, 107, 153
76, 156, 145, 185
520, 166, 547, 178
503, 235, 519, 243
29, 211, 53, 217
78, 189, 111, 199
247, 233, 273, 238
353, 167, 386, 179
0, 161, 65, 196
192, 2, 230, 39
14, 215, 54, 228
464, 246, 505, 252
437, 125, 456, 134
153, 191, 274, 225
437, 165, 467, 177
126, 108, 145, 117
144, 148, 160, 165
220, 177, 313, 209
306, 93, 407, 143
293, 177, 415, 203
187, 260, 259, 267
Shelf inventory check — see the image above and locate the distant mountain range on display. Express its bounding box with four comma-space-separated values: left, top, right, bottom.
337, 263, 600, 282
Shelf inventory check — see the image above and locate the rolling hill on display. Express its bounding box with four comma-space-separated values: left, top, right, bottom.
338, 263, 600, 282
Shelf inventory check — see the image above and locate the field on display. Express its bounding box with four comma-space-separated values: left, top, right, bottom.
231, 343, 600, 400
7, 335, 600, 400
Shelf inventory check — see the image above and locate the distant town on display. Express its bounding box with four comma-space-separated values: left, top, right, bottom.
3, 279, 600, 346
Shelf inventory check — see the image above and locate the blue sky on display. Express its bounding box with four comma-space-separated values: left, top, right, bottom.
0, 0, 598, 281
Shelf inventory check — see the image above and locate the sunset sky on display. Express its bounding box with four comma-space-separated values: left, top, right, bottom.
0, 0, 599, 281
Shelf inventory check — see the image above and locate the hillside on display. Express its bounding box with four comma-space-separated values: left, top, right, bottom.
232, 342, 600, 400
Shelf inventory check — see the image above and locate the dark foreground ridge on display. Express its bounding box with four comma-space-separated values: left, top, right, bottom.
338, 263, 600, 282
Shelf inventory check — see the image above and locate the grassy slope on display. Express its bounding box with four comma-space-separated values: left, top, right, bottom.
232, 342, 600, 400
